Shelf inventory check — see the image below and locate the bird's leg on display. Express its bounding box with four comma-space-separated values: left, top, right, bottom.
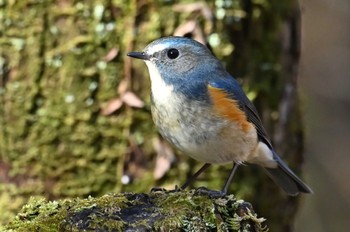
181, 163, 211, 190
221, 162, 240, 195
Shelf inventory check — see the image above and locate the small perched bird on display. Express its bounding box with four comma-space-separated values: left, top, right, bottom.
128, 36, 312, 196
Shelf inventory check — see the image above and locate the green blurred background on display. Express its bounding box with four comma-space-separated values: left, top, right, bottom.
0, 0, 348, 231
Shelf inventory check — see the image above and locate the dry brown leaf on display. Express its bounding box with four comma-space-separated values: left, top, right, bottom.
173, 2, 213, 21
104, 47, 119, 62
153, 137, 175, 179
174, 20, 197, 35
121, 91, 145, 108
100, 98, 123, 115
173, 20, 206, 45
124, 136, 147, 180
117, 79, 129, 95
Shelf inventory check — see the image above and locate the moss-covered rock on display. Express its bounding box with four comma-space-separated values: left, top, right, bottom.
5, 189, 266, 232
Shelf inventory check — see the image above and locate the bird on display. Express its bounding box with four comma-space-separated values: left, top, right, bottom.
127, 36, 313, 196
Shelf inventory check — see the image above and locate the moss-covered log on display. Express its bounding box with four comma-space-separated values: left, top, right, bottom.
5, 189, 266, 232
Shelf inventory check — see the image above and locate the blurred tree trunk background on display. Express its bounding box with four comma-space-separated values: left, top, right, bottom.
0, 0, 307, 231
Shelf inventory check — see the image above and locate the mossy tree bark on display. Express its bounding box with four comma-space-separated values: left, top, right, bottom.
1, 1, 305, 231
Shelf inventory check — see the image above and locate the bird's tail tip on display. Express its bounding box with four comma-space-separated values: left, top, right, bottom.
265, 158, 313, 196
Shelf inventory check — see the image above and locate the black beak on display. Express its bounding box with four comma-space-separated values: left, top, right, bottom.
127, 52, 150, 60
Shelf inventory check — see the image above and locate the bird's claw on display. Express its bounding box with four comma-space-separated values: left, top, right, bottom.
150, 185, 184, 193
150, 187, 167, 193
194, 186, 227, 198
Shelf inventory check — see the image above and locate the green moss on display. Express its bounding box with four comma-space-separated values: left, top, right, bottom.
5, 190, 267, 231
5, 194, 130, 231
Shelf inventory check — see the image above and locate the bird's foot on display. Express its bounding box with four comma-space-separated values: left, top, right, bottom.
194, 186, 226, 198
150, 185, 183, 193
150, 187, 167, 193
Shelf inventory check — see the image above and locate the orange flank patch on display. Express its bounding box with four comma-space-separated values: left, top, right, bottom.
208, 85, 251, 133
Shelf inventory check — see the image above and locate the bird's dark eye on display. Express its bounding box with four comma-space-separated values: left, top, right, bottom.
167, 48, 179, 59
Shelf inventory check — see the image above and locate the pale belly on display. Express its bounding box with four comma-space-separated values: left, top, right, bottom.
151, 97, 258, 164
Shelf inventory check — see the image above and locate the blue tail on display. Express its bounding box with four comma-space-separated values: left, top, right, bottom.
264, 153, 313, 196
